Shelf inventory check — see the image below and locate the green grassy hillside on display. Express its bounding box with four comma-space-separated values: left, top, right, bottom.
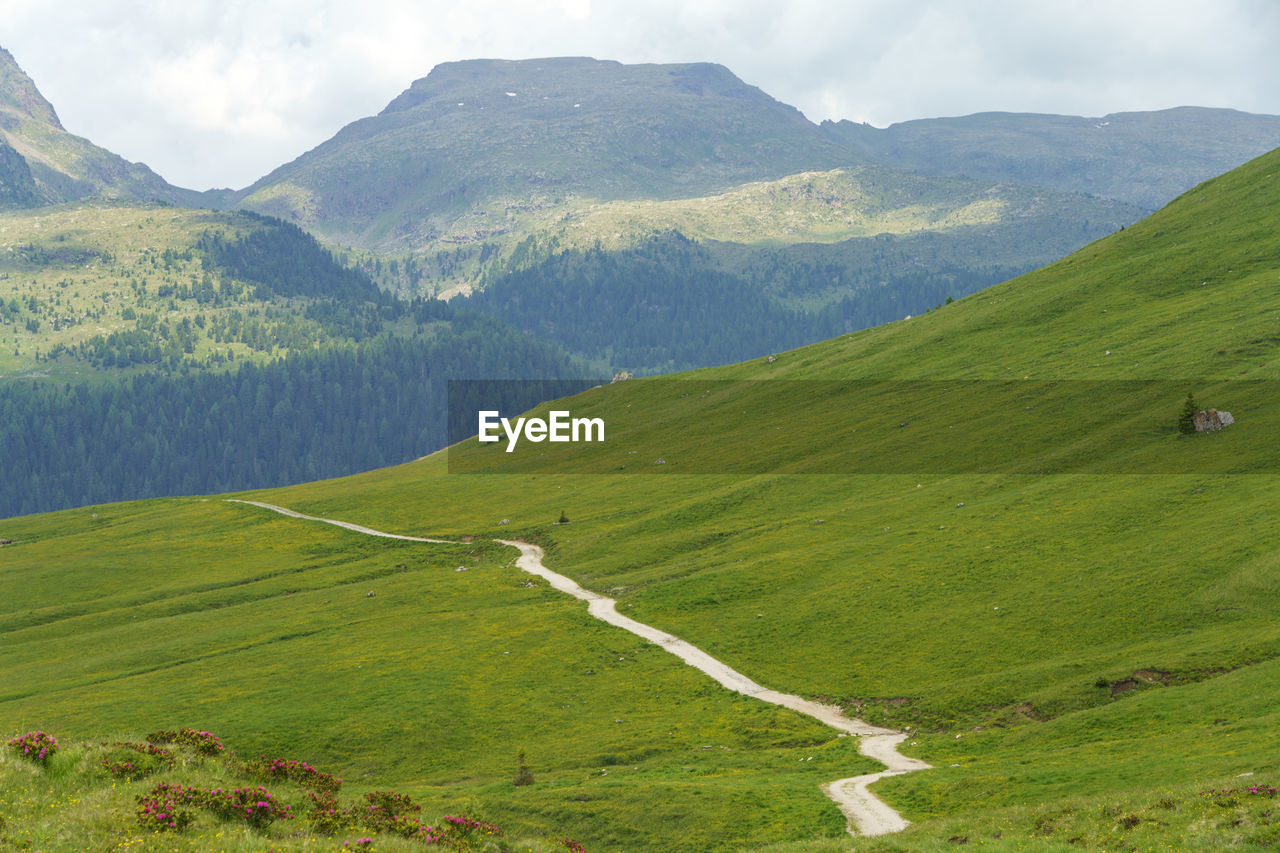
7, 148, 1280, 850
0, 202, 392, 381
0, 499, 865, 851
547, 166, 1135, 250
0, 724, 599, 851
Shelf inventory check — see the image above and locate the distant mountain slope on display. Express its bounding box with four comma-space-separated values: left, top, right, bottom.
230, 57, 1148, 304
446, 163, 1140, 373
0, 135, 40, 207
234, 57, 1279, 307
542, 165, 1142, 249
0, 203, 397, 380
0, 201, 588, 516
821, 106, 1280, 209
457, 167, 1142, 375
235, 57, 853, 248
0, 47, 207, 208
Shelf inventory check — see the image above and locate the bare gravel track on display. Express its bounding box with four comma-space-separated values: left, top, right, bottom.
229, 500, 929, 836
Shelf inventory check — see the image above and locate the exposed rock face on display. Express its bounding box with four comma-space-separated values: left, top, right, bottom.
1193, 408, 1234, 432
0, 46, 63, 128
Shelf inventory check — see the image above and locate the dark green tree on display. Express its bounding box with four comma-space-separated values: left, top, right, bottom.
513, 748, 534, 787
1178, 391, 1198, 434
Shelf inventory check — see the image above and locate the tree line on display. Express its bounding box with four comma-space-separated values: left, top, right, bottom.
0, 317, 585, 518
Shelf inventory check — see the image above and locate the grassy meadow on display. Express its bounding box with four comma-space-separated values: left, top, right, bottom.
536, 165, 1134, 252
0, 498, 866, 851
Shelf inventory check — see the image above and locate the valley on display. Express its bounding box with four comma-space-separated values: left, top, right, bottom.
4, 40, 1280, 853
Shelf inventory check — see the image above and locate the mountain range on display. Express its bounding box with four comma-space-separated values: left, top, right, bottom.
228, 58, 1280, 298
234, 58, 854, 239
6, 51, 1280, 300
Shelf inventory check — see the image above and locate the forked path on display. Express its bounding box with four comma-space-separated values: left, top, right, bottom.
229, 500, 929, 836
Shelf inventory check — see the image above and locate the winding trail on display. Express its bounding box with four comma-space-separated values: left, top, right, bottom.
226, 500, 453, 543
229, 500, 930, 836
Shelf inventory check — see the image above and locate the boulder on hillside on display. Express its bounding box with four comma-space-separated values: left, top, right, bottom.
1193, 408, 1234, 432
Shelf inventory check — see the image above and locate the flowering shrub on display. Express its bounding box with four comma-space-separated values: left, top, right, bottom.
360, 791, 439, 840
559, 838, 587, 852
146, 728, 224, 755
8, 731, 57, 766
1201, 784, 1280, 807
248, 755, 342, 792
100, 741, 174, 779
135, 781, 291, 832
102, 760, 141, 778
342, 840, 374, 850
201, 785, 292, 830
135, 783, 200, 833
441, 813, 502, 842
136, 799, 195, 832
307, 790, 357, 836
363, 790, 421, 819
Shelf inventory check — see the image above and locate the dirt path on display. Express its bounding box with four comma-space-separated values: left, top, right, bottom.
497, 538, 930, 836
228, 500, 929, 836
226, 500, 453, 543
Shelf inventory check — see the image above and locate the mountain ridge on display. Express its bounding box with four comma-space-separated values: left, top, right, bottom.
233, 56, 854, 238
0, 47, 210, 209
821, 105, 1280, 209
0, 46, 63, 129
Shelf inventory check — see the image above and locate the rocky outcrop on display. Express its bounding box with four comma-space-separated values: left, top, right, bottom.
1193, 408, 1234, 432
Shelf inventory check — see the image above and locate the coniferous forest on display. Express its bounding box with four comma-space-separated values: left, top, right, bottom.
0, 220, 1029, 517
459, 232, 1024, 373
0, 317, 584, 517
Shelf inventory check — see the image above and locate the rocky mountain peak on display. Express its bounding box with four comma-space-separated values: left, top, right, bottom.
0, 46, 64, 130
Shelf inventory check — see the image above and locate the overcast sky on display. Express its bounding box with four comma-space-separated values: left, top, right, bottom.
4, 0, 1279, 190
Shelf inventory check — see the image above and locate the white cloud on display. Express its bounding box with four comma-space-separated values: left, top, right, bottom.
561, 0, 592, 21
2, 0, 1277, 189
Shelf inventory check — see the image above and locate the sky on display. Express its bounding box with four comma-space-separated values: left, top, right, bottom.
3, 0, 1279, 191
